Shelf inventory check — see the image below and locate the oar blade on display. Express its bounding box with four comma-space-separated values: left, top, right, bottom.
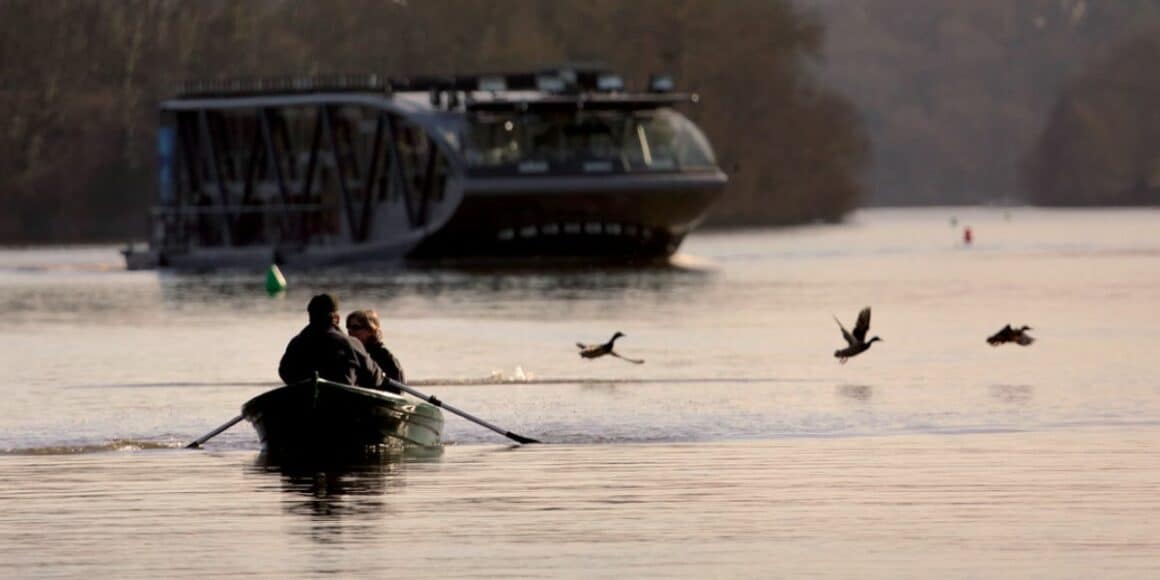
506, 432, 541, 444
185, 414, 244, 449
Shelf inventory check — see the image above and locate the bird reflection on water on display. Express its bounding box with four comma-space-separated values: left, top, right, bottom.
989, 384, 1034, 404
837, 384, 874, 401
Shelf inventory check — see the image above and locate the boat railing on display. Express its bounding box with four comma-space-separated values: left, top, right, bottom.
178, 74, 391, 98
174, 69, 684, 103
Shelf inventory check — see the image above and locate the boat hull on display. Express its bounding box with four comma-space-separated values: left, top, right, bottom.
242, 378, 443, 456
123, 236, 424, 271
408, 171, 727, 261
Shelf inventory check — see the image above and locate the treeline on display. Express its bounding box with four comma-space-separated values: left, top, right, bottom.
1021, 28, 1160, 205
809, 0, 1160, 205
0, 0, 869, 244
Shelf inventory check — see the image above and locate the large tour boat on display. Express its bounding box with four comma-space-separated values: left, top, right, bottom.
123, 67, 728, 269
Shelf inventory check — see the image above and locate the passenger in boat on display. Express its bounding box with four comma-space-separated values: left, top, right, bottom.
346, 309, 405, 393
278, 293, 385, 389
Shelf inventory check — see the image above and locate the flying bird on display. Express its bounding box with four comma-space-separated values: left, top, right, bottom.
833, 307, 882, 363
576, 331, 644, 364
987, 324, 1034, 346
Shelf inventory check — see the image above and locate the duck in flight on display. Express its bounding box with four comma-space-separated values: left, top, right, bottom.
577, 332, 644, 364
987, 324, 1034, 346
833, 307, 882, 363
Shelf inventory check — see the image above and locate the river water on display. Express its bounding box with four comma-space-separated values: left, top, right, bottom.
2, 207, 1158, 578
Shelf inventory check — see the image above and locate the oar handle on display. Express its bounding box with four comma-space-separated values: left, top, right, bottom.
388, 379, 540, 444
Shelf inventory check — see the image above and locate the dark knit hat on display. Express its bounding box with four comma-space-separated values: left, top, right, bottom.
307, 293, 339, 322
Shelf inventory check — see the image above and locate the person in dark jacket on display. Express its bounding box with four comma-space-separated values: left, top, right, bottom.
278, 294, 384, 389
346, 309, 405, 393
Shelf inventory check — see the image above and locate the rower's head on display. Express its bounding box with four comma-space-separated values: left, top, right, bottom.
307, 293, 340, 327
346, 309, 383, 344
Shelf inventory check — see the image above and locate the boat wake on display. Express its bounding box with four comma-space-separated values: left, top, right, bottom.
67, 376, 820, 389
1, 439, 182, 456
412, 376, 819, 386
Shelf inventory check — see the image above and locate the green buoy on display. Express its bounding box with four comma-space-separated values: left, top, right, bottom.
265, 264, 287, 295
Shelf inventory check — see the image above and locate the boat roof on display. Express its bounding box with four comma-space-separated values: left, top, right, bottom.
464, 91, 697, 113
166, 69, 697, 114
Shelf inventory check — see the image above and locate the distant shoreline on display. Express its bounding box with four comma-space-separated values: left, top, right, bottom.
6, 205, 1160, 248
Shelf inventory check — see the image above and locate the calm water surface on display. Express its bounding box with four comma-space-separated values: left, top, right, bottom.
2, 207, 1159, 578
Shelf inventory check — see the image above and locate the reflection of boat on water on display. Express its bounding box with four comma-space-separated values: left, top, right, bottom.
242, 377, 444, 458
254, 454, 401, 502
123, 67, 727, 270
251, 448, 441, 525
139, 260, 712, 338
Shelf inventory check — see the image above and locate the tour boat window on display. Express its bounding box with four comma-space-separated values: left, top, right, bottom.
467, 108, 716, 172
625, 110, 716, 170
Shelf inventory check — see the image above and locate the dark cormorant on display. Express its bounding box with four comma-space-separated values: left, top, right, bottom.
987, 324, 1034, 346
834, 307, 882, 363
577, 332, 644, 364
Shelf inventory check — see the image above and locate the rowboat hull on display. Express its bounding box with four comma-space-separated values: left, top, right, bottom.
242, 378, 443, 456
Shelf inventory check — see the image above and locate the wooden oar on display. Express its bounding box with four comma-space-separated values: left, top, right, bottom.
185, 414, 244, 449
388, 379, 540, 444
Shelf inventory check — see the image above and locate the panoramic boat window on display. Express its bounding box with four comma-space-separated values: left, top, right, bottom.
638, 109, 717, 170
466, 109, 717, 172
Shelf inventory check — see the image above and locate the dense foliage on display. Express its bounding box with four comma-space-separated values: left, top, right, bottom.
812, 0, 1160, 205
1021, 29, 1160, 205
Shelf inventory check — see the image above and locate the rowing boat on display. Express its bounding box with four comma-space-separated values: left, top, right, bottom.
241, 376, 443, 456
